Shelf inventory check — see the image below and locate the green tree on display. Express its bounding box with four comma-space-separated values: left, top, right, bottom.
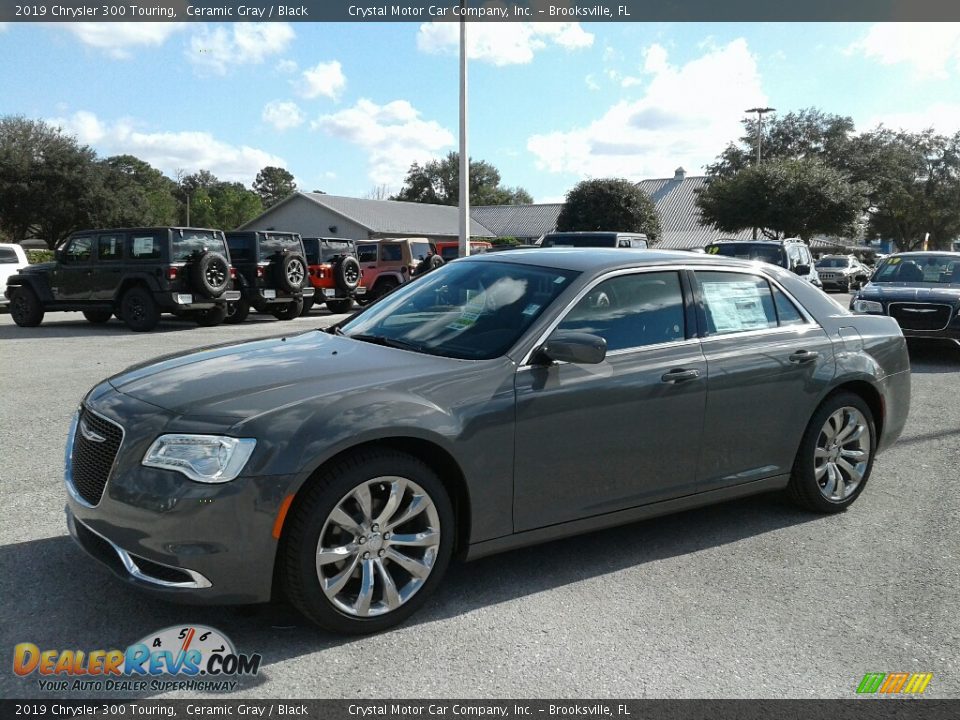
253, 166, 297, 208
697, 159, 867, 240
0, 116, 105, 247
393, 152, 533, 206
209, 181, 264, 229
556, 178, 661, 239
97, 155, 178, 227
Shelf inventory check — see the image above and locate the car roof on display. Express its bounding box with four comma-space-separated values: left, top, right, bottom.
462, 247, 776, 273
888, 251, 960, 257
71, 227, 222, 234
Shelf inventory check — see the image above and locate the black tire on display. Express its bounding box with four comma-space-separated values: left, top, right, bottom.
786, 391, 876, 513
299, 295, 316, 316
83, 308, 113, 324
280, 449, 455, 634
223, 298, 250, 324
370, 278, 399, 302
9, 287, 44, 327
416, 254, 444, 276
190, 252, 231, 298
333, 256, 362, 293
272, 297, 304, 320
194, 305, 227, 327
274, 254, 308, 294
326, 298, 354, 314
120, 286, 161, 332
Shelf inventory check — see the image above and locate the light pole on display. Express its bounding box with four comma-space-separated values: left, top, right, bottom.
745, 107, 775, 239
458, 8, 470, 258
745, 106, 775, 163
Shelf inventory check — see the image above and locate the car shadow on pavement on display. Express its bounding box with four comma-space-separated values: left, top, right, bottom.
0, 492, 821, 698
906, 339, 960, 373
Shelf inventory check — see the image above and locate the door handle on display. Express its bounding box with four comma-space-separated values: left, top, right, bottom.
661, 368, 700, 384
788, 350, 820, 364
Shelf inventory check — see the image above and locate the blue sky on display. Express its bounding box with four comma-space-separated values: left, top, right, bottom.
2, 21, 960, 202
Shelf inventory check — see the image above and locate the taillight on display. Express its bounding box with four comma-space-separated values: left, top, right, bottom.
256, 266, 265, 279
230, 267, 237, 279
167, 267, 178, 280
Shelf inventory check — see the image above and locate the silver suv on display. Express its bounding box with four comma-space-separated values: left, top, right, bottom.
704, 238, 822, 288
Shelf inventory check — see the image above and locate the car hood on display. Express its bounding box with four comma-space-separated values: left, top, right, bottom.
18, 262, 55, 274
106, 331, 466, 418
860, 282, 960, 303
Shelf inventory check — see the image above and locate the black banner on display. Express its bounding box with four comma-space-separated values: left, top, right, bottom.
5, 0, 960, 23
1, 700, 959, 720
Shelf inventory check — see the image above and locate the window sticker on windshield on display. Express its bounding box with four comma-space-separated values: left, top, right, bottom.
888, 257, 901, 264
701, 281, 770, 333
554, 276, 567, 284
706, 246, 720, 254
522, 303, 540, 316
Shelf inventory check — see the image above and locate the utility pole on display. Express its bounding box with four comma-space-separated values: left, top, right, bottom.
458, 8, 470, 258
745, 106, 775, 238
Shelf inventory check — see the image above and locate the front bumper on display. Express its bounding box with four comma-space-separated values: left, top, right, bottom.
852, 301, 960, 344
64, 389, 297, 605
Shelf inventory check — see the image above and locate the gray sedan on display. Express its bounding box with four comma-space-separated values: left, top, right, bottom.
65, 250, 910, 634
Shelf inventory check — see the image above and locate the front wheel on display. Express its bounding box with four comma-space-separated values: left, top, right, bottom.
10, 287, 44, 327
223, 298, 250, 324
271, 298, 304, 320
325, 298, 354, 314
787, 392, 876, 513
281, 449, 454, 634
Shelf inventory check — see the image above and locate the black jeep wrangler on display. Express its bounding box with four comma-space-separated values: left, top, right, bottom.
4, 227, 239, 332
224, 231, 314, 323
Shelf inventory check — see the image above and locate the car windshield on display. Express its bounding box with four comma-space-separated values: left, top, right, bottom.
817, 258, 850, 268
258, 234, 302, 260
171, 231, 228, 262
411, 242, 432, 262
440, 246, 460, 261
320, 240, 354, 261
341, 261, 579, 360
872, 254, 960, 284
706, 243, 784, 265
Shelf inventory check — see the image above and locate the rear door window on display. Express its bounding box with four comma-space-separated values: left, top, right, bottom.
380, 244, 402, 262
357, 244, 378, 263
696, 272, 778, 335
227, 235, 251, 262
130, 233, 161, 260
173, 230, 227, 262
258, 233, 302, 260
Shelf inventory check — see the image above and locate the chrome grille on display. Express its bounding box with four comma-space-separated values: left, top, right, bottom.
71, 408, 123, 506
888, 302, 953, 331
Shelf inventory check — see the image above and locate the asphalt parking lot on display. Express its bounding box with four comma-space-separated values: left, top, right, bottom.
1, 295, 958, 699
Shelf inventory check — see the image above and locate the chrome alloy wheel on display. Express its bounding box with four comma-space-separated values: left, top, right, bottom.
316, 477, 441, 617
815, 407, 871, 502
286, 258, 305, 287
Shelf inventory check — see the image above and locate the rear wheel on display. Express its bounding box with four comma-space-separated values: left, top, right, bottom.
120, 287, 161, 332
83, 308, 113, 324
272, 298, 304, 320
223, 298, 250, 324
281, 449, 454, 634
787, 392, 875, 513
193, 305, 227, 327
326, 299, 354, 314
370, 278, 399, 303
10, 287, 44, 327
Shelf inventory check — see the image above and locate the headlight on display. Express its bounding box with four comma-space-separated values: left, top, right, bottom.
852, 299, 884, 314
142, 434, 256, 483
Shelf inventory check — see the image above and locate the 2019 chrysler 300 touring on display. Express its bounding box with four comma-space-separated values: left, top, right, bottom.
64, 249, 911, 634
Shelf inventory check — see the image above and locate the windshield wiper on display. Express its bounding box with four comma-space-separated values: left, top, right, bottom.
349, 333, 428, 353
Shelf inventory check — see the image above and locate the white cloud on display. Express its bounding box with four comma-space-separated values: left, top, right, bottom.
0, 23, 9, 32
865, 102, 960, 134
276, 58, 298, 74
61, 23, 186, 58
847, 23, 960, 78
585, 75, 600, 91
262, 101, 305, 131
416, 21, 592, 66
189, 23, 295, 74
298, 60, 346, 100
314, 99, 454, 186
51, 110, 285, 182
527, 39, 766, 180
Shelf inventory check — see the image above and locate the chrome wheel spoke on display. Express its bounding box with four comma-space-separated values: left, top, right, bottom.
316, 543, 356, 567
822, 464, 839, 498
842, 424, 865, 444
375, 559, 402, 610
840, 448, 866, 461
835, 413, 859, 443
815, 463, 827, 481
814, 447, 831, 460
375, 478, 407, 526
355, 559, 375, 616
353, 484, 374, 525
329, 507, 364, 537
386, 548, 432, 579
388, 530, 440, 548
836, 457, 863, 486
385, 494, 429, 531
323, 554, 360, 595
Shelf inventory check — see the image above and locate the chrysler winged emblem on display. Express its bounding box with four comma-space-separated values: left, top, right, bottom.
79, 419, 106, 443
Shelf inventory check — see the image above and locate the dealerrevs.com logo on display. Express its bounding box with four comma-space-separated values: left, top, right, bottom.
13, 625, 261, 693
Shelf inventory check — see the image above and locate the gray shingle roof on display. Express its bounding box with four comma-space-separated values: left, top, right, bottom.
302, 193, 495, 238
470, 204, 562, 239
637, 174, 753, 250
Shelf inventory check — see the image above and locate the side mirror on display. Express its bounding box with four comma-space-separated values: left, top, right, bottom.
794, 264, 811, 276
536, 331, 607, 365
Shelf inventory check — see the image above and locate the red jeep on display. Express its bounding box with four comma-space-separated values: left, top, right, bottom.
302, 237, 364, 314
